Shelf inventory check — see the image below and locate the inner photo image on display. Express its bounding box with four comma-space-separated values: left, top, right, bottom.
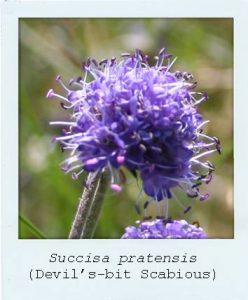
19, 18, 233, 239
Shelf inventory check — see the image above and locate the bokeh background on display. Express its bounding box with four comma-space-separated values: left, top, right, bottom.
19, 18, 233, 239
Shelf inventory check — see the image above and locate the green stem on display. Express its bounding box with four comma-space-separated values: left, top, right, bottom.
81, 172, 108, 238
68, 171, 103, 239
19, 214, 46, 239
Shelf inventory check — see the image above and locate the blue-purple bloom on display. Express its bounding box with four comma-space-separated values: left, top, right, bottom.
47, 49, 219, 207
121, 219, 207, 239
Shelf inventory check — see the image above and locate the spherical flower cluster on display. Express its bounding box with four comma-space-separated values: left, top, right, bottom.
47, 48, 219, 204
121, 219, 207, 239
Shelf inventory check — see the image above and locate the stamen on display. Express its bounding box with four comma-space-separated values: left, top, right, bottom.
186, 190, 199, 198
205, 174, 212, 184
55, 133, 83, 141
166, 56, 177, 72
191, 149, 217, 161
71, 168, 84, 180
197, 120, 210, 130
65, 164, 83, 174
49, 121, 76, 126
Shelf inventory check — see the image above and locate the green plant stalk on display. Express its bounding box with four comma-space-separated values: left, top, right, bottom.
19, 214, 46, 239
68, 171, 106, 239
81, 173, 108, 238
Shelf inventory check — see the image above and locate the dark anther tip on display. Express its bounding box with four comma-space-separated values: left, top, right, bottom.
76, 76, 82, 83
184, 206, 192, 214
159, 47, 166, 56
213, 136, 221, 145
156, 216, 165, 220
55, 74, 61, 81
192, 221, 200, 228
60, 102, 68, 110
162, 217, 172, 225
192, 182, 202, 189
91, 59, 98, 67
200, 193, 209, 202
99, 58, 108, 65
143, 201, 150, 210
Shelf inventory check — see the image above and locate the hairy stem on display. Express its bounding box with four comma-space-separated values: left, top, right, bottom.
81, 173, 108, 238
68, 171, 102, 239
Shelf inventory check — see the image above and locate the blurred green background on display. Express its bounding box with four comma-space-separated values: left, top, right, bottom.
19, 18, 233, 239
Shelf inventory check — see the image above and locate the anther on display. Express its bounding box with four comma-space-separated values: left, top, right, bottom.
86, 57, 91, 67
192, 182, 202, 189
186, 190, 199, 198
46, 89, 54, 98
110, 57, 116, 66
81, 61, 86, 71
99, 58, 108, 65
55, 75, 62, 82
91, 59, 98, 67
159, 48, 166, 56
187, 81, 197, 90
192, 221, 200, 228
213, 136, 220, 145
68, 78, 75, 86
76, 76, 83, 83
174, 71, 183, 79
203, 91, 209, 100
200, 193, 209, 202
162, 217, 172, 225
216, 144, 222, 154
197, 174, 207, 180
183, 72, 190, 80
60, 102, 68, 110
184, 206, 192, 214
144, 201, 150, 210
205, 174, 212, 184
121, 53, 131, 58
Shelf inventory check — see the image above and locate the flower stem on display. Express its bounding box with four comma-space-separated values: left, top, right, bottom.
68, 171, 103, 239
81, 173, 108, 238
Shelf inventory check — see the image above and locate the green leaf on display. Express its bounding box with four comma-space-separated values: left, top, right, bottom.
19, 214, 46, 239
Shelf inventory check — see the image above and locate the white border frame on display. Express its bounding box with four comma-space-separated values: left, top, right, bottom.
1, 1, 248, 299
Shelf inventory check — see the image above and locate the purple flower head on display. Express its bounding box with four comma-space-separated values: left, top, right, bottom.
121, 219, 207, 239
47, 48, 219, 206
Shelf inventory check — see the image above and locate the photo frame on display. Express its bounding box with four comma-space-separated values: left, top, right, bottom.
1, 1, 247, 299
